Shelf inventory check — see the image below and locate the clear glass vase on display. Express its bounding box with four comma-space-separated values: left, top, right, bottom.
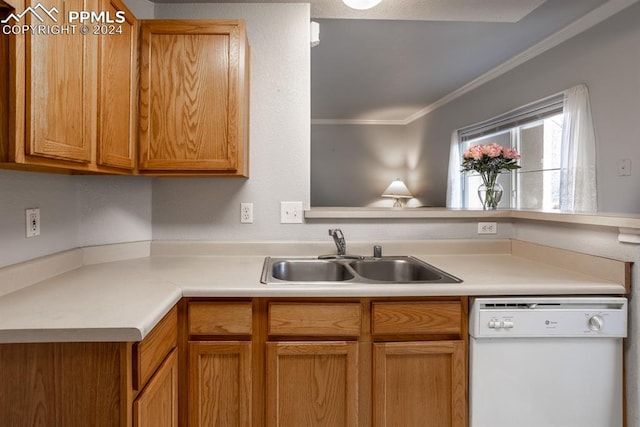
477, 181, 503, 210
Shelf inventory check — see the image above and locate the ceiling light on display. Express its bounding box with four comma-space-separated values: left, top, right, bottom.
342, 0, 383, 10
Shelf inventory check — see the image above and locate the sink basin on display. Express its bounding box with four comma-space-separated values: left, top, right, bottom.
270, 259, 355, 282
261, 256, 461, 284
349, 257, 449, 282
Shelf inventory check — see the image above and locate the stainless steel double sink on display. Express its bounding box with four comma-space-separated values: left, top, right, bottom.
260, 256, 462, 285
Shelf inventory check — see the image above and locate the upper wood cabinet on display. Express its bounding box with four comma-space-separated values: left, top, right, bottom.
26, 0, 97, 165
0, 0, 137, 173
2, 7, 250, 176
138, 20, 250, 177
97, 0, 138, 170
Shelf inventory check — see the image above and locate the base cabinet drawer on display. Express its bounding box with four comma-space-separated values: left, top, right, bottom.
133, 306, 178, 390
268, 302, 361, 337
372, 301, 462, 337
188, 302, 253, 336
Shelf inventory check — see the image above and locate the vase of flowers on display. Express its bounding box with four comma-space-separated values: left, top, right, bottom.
461, 143, 521, 210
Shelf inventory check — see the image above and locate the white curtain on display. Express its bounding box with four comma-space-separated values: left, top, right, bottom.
560, 84, 598, 212
446, 130, 463, 208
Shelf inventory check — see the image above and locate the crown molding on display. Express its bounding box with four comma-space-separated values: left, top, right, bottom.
311, 118, 407, 126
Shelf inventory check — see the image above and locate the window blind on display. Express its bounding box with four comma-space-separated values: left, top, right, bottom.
458, 94, 564, 142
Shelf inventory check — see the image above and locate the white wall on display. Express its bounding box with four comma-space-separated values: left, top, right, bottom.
0, 172, 153, 268
152, 3, 312, 241
76, 176, 152, 247
0, 170, 78, 267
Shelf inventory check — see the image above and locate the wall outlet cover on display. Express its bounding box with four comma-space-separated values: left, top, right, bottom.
240, 202, 254, 223
477, 222, 497, 234
26, 208, 40, 238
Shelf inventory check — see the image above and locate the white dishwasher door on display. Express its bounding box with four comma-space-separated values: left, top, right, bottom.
469, 297, 627, 427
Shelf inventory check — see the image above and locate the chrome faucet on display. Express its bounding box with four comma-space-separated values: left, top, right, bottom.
328, 228, 346, 256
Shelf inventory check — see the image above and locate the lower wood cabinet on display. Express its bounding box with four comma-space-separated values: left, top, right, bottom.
266, 341, 359, 426
134, 348, 179, 427
184, 297, 468, 427
0, 298, 467, 427
188, 341, 252, 427
0, 306, 178, 427
373, 341, 466, 427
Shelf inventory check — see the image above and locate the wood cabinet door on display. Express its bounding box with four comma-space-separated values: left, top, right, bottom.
266, 341, 359, 427
189, 341, 252, 427
373, 341, 466, 427
97, 0, 136, 170
26, 0, 97, 163
134, 348, 179, 427
139, 20, 249, 174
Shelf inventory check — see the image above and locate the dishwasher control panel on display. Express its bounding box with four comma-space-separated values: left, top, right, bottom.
470, 297, 627, 338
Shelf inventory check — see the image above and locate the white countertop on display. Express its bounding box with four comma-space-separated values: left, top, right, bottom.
0, 240, 628, 343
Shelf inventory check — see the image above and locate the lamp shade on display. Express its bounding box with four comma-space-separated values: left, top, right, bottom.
382, 179, 413, 207
382, 179, 413, 199
343, 0, 383, 10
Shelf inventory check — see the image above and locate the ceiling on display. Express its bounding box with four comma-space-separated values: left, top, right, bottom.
311, 0, 610, 123
151, 0, 622, 123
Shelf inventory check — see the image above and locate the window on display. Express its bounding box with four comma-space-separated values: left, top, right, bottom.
458, 94, 565, 209
460, 113, 564, 209
447, 84, 597, 212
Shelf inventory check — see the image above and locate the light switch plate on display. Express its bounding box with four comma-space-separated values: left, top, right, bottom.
280, 201, 303, 224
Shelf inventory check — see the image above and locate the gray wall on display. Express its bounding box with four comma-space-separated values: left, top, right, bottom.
311, 121, 447, 207
410, 1, 640, 213
313, 2, 640, 213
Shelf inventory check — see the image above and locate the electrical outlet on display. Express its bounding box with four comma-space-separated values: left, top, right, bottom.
240, 202, 253, 223
478, 222, 497, 234
280, 201, 303, 224
26, 208, 40, 238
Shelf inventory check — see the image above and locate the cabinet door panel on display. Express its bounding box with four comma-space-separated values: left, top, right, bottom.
26, 0, 96, 163
139, 21, 248, 173
373, 341, 466, 427
134, 349, 178, 427
97, 0, 136, 169
266, 341, 358, 427
189, 341, 252, 427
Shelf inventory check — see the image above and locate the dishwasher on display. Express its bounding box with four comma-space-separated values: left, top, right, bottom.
469, 297, 627, 427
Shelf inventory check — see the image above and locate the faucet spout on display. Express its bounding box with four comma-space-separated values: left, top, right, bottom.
328, 228, 346, 256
